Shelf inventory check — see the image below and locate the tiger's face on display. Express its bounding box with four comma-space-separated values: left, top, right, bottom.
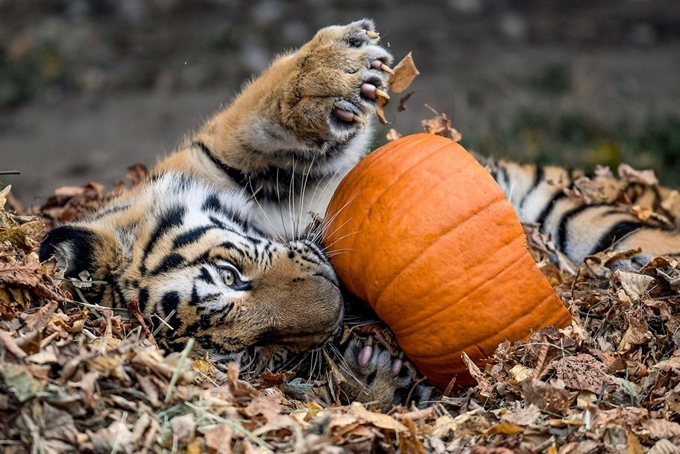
40, 173, 343, 372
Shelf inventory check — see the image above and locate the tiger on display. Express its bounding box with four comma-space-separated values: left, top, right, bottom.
38, 19, 680, 410
39, 19, 400, 386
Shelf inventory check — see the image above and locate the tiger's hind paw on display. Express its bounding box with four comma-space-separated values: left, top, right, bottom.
339, 338, 433, 411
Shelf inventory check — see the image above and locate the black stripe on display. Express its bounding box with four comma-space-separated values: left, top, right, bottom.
113, 287, 127, 309
140, 206, 186, 272
151, 253, 185, 275
590, 221, 644, 255
208, 215, 227, 229
39, 226, 96, 277
161, 291, 181, 328
173, 225, 214, 249
557, 204, 593, 253
199, 313, 214, 330
201, 193, 224, 212
536, 192, 567, 230
216, 303, 235, 324
651, 185, 664, 215
519, 165, 544, 209
197, 267, 214, 284
87, 202, 131, 222
138, 288, 149, 312
624, 184, 641, 203
193, 141, 249, 187
191, 283, 202, 307
195, 335, 226, 351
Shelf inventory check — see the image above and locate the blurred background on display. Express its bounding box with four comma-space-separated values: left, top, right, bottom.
2, 0, 680, 206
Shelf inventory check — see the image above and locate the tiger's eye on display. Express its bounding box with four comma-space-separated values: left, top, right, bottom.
222, 269, 236, 286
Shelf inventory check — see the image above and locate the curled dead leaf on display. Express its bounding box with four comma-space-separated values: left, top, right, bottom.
421, 110, 462, 142
349, 402, 408, 433
389, 52, 419, 93
618, 163, 659, 186
386, 129, 402, 142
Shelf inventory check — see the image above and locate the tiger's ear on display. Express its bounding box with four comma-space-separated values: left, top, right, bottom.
39, 225, 121, 280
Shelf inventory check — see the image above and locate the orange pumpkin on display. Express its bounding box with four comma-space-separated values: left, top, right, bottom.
324, 133, 572, 388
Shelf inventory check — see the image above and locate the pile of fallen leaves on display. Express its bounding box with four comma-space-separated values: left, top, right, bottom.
3, 156, 680, 453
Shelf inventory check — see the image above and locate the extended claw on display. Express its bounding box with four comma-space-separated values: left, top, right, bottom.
353, 114, 367, 125
370, 59, 395, 74
375, 89, 390, 100
380, 64, 395, 74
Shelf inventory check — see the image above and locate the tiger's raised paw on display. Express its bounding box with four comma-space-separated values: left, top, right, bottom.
280, 19, 393, 144
340, 339, 433, 411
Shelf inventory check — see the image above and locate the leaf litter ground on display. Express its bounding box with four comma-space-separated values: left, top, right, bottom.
3, 131, 680, 452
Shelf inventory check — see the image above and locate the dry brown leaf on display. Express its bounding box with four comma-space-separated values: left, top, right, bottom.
485, 422, 524, 436
26, 347, 58, 365
618, 163, 659, 186
90, 420, 134, 453
0, 255, 42, 288
40, 403, 79, 446
14, 328, 41, 356
471, 446, 516, 454
522, 378, 570, 414
618, 313, 653, 353
52, 309, 88, 334
244, 394, 283, 423
375, 93, 390, 125
0, 330, 28, 360
501, 404, 541, 426
647, 439, 680, 454
462, 351, 494, 396
421, 111, 462, 142
554, 353, 615, 395
125, 163, 149, 186
204, 424, 233, 454
641, 418, 680, 439
24, 300, 59, 331
615, 270, 655, 303
386, 128, 402, 142
666, 383, 680, 415
126, 297, 156, 346
348, 402, 408, 433
389, 52, 419, 93
398, 91, 414, 112
394, 406, 434, 422
259, 371, 286, 388
53, 186, 87, 197
631, 205, 654, 222
170, 413, 197, 446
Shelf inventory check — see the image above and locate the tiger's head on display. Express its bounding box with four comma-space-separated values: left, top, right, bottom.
39, 173, 343, 372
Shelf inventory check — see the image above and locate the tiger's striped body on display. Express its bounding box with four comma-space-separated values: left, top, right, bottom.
483, 157, 680, 266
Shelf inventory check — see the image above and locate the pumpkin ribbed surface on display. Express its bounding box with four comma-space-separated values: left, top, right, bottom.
324, 133, 573, 388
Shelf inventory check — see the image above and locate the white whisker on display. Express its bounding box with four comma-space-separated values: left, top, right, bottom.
287, 158, 297, 239
328, 344, 368, 392
326, 248, 355, 257
323, 218, 358, 248
303, 164, 348, 242
275, 168, 290, 240
319, 191, 361, 232
297, 157, 315, 239
249, 183, 285, 240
